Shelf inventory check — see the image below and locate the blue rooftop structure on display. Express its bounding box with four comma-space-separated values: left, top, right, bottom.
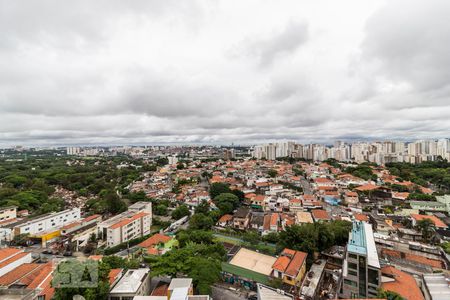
324, 195, 341, 206
347, 221, 367, 255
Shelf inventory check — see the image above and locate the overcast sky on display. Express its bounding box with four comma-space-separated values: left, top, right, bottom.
1, 0, 449, 146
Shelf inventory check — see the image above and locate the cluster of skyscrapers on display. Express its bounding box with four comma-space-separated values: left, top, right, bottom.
252, 139, 450, 165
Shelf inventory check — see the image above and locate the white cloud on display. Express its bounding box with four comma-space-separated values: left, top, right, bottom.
0, 0, 448, 146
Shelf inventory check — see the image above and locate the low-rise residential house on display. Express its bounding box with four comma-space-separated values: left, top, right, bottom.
302, 200, 323, 211
108, 268, 151, 300
257, 284, 294, 300
138, 233, 175, 255
396, 227, 423, 242
344, 191, 359, 205
411, 214, 447, 229
280, 214, 295, 230
271, 248, 307, 287
354, 213, 369, 222
233, 208, 250, 230
0, 262, 54, 299
269, 213, 279, 232
262, 214, 271, 235
295, 212, 313, 225
392, 192, 409, 201
369, 214, 396, 235
311, 209, 330, 222
409, 201, 448, 213
251, 195, 266, 210
0, 248, 33, 277
313, 177, 335, 188
217, 214, 233, 227
0, 206, 17, 222
289, 198, 302, 212
276, 197, 290, 212
249, 213, 264, 232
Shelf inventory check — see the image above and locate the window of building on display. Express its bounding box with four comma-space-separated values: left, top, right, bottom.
358, 256, 367, 297
344, 279, 357, 287
348, 262, 357, 271
349, 253, 358, 260
348, 270, 357, 276
368, 268, 379, 285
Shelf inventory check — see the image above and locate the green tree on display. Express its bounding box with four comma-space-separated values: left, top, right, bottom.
242, 231, 261, 245
277, 221, 352, 257
214, 193, 239, 214
377, 289, 405, 300
195, 200, 210, 214
4, 174, 28, 188
171, 205, 191, 220
154, 204, 168, 216
267, 169, 278, 178
126, 191, 148, 203
156, 157, 169, 166
262, 232, 279, 244
177, 230, 214, 247
189, 213, 214, 230
209, 182, 231, 199
416, 218, 435, 242
104, 192, 127, 214
101, 255, 127, 269
149, 243, 225, 295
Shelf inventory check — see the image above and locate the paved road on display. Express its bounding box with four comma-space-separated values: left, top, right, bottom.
300, 177, 312, 194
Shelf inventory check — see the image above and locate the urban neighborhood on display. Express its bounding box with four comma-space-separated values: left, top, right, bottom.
0, 139, 449, 300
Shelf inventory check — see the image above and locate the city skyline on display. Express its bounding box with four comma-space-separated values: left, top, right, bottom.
1, 0, 450, 146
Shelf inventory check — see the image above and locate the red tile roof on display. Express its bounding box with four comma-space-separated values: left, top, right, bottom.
314, 177, 333, 183
285, 251, 307, 277
88, 255, 103, 261
0, 263, 42, 286
354, 213, 369, 222
26, 263, 53, 289
110, 212, 149, 229
311, 209, 330, 221
263, 215, 271, 231
411, 214, 447, 228
0, 251, 29, 269
138, 233, 172, 248
82, 214, 101, 223
355, 184, 380, 192
381, 249, 443, 269
0, 248, 22, 261
272, 256, 290, 272
272, 248, 307, 277
36, 272, 54, 300
108, 268, 123, 285
151, 283, 169, 296
381, 266, 424, 300
270, 213, 279, 227
218, 214, 233, 223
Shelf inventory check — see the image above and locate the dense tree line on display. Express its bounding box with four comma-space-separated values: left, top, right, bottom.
277, 221, 352, 263
386, 160, 450, 192
0, 156, 146, 215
